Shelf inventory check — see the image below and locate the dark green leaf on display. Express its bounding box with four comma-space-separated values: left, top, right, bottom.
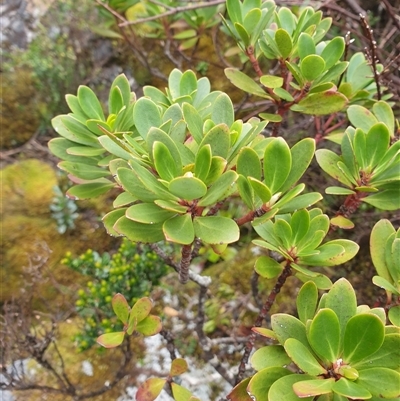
251, 345, 291, 371
343, 313, 385, 364
193, 216, 239, 244
308, 308, 340, 363
114, 216, 165, 243
297, 281, 318, 324
255, 256, 283, 279
163, 214, 194, 245
285, 338, 327, 375
67, 181, 114, 200
291, 91, 347, 116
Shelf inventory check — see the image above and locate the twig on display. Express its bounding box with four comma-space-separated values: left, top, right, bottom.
94, 0, 127, 23
179, 244, 193, 284
150, 244, 212, 287
160, 329, 177, 360
235, 262, 292, 385
195, 286, 235, 385
360, 15, 382, 100
119, 0, 226, 27
251, 270, 263, 309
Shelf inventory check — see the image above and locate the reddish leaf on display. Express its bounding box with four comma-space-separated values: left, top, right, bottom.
136, 378, 166, 401
170, 358, 188, 376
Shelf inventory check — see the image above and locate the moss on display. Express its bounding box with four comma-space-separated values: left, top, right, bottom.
0, 70, 40, 150
1, 159, 57, 216
1, 159, 118, 304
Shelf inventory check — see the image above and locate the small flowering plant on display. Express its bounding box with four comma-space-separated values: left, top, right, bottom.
229, 278, 400, 401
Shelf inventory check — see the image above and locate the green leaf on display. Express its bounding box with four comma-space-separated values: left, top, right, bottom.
247, 368, 293, 400
193, 216, 239, 244
308, 308, 340, 363
290, 209, 310, 243
58, 161, 110, 180
154, 199, 188, 214
163, 214, 194, 245
255, 256, 283, 279
102, 208, 126, 237
315, 149, 353, 187
169, 176, 207, 200
277, 192, 323, 214
113, 192, 137, 208
194, 145, 212, 182
268, 374, 314, 401
224, 68, 271, 98
117, 167, 158, 203
97, 332, 125, 348
110, 74, 131, 109
248, 177, 272, 203
227, 378, 253, 401
259, 113, 282, 122
170, 358, 188, 376
263, 138, 292, 193
363, 189, 400, 210
277, 7, 295, 34
199, 124, 230, 159
280, 138, 316, 193
275, 28, 293, 59
136, 315, 162, 336
126, 203, 175, 224
271, 314, 310, 350
291, 91, 347, 115
136, 377, 166, 401
388, 305, 400, 327
133, 98, 162, 139
353, 333, 400, 370
205, 156, 227, 186
127, 297, 153, 335
330, 215, 354, 229
67, 146, 105, 157
171, 382, 193, 401
347, 105, 378, 132
67, 182, 114, 200
293, 378, 335, 398
114, 216, 164, 243
251, 345, 292, 371
234, 22, 250, 47
372, 276, 399, 295
321, 37, 345, 69
237, 147, 262, 180
296, 272, 332, 290
237, 175, 254, 210
326, 187, 355, 195
112, 293, 130, 324
343, 313, 385, 364
77, 85, 105, 121
212, 93, 234, 127
324, 278, 357, 347
153, 141, 179, 181
273, 87, 294, 101
226, 0, 243, 24
297, 281, 318, 324
197, 170, 238, 207
147, 127, 182, 168
297, 33, 315, 60
357, 368, 400, 399
372, 100, 395, 135
332, 378, 372, 399
301, 55, 326, 81
260, 75, 283, 89
182, 103, 204, 144
365, 123, 390, 169
285, 338, 327, 375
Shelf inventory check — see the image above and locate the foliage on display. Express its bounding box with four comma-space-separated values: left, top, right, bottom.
229, 278, 400, 401
43, 0, 400, 400
97, 294, 162, 348
50, 185, 79, 234
62, 239, 169, 350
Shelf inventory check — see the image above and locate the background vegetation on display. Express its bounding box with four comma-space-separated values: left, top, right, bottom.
1, 0, 399, 400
